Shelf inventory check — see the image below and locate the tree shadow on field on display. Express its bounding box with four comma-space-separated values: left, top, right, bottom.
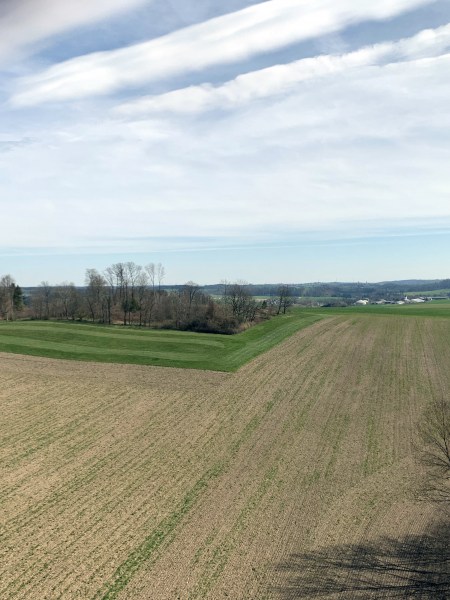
274, 519, 450, 599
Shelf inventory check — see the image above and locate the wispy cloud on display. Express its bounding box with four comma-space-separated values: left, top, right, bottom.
2, 49, 450, 250
0, 0, 148, 64
115, 24, 450, 116
11, 0, 436, 106
2, 0, 450, 285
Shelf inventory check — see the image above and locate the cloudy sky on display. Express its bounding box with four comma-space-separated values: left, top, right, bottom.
1, 0, 450, 285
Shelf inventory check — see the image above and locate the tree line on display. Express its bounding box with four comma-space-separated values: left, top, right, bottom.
0, 264, 294, 334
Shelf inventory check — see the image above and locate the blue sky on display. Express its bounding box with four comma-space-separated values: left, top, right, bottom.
1, 0, 450, 285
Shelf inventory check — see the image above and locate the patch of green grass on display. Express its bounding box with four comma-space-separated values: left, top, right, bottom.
405, 288, 450, 296
309, 301, 450, 319
299, 296, 347, 303
0, 311, 322, 372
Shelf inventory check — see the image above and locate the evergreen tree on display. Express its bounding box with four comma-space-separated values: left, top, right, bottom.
13, 284, 24, 312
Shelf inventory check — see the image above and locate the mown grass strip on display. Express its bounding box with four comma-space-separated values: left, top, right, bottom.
0, 311, 323, 371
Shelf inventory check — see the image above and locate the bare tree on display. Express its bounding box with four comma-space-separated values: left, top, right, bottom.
277, 284, 294, 315
144, 263, 158, 326
110, 262, 127, 303
182, 281, 201, 319
220, 279, 230, 299
85, 269, 107, 322
30, 281, 52, 320
67, 284, 82, 320
103, 267, 117, 323
123, 262, 141, 325
156, 262, 165, 293
40, 281, 52, 320
171, 290, 184, 329
146, 262, 166, 322
0, 274, 16, 320
109, 263, 129, 325
225, 281, 257, 323
420, 396, 450, 507
135, 271, 149, 326
54, 282, 81, 320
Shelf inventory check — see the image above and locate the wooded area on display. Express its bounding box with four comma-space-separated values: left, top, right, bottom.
0, 264, 293, 334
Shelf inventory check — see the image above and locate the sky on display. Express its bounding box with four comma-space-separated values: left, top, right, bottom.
1, 0, 450, 285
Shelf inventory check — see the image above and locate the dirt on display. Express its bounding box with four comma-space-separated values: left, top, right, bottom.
0, 315, 449, 599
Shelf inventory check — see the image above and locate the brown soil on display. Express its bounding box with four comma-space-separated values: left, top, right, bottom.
0, 315, 448, 599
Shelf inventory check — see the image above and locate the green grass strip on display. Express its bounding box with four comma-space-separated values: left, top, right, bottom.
0, 311, 322, 371
312, 301, 450, 319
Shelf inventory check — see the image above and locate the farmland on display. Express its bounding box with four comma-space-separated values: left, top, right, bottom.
0, 309, 449, 598
0, 311, 322, 371
1, 302, 450, 371
325, 300, 450, 318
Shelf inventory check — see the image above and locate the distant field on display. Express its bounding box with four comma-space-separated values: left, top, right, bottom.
322, 300, 450, 318
1, 313, 448, 598
406, 288, 450, 296
299, 296, 346, 304
0, 311, 322, 371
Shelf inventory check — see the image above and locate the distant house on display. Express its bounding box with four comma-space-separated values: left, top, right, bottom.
355, 299, 369, 306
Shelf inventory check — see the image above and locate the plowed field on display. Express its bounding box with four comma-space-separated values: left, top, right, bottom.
1, 314, 449, 599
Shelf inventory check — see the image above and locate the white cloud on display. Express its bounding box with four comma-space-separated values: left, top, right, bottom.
2, 49, 450, 250
0, 0, 148, 64
11, 0, 436, 106
115, 24, 450, 116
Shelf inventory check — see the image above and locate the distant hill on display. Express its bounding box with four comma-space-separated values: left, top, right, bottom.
22, 279, 450, 303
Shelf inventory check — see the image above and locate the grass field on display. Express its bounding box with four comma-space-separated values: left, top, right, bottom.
1, 302, 450, 371
324, 300, 450, 318
0, 310, 449, 598
406, 288, 450, 296
0, 312, 322, 371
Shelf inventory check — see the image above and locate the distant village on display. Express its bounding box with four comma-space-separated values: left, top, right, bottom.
354, 295, 448, 306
